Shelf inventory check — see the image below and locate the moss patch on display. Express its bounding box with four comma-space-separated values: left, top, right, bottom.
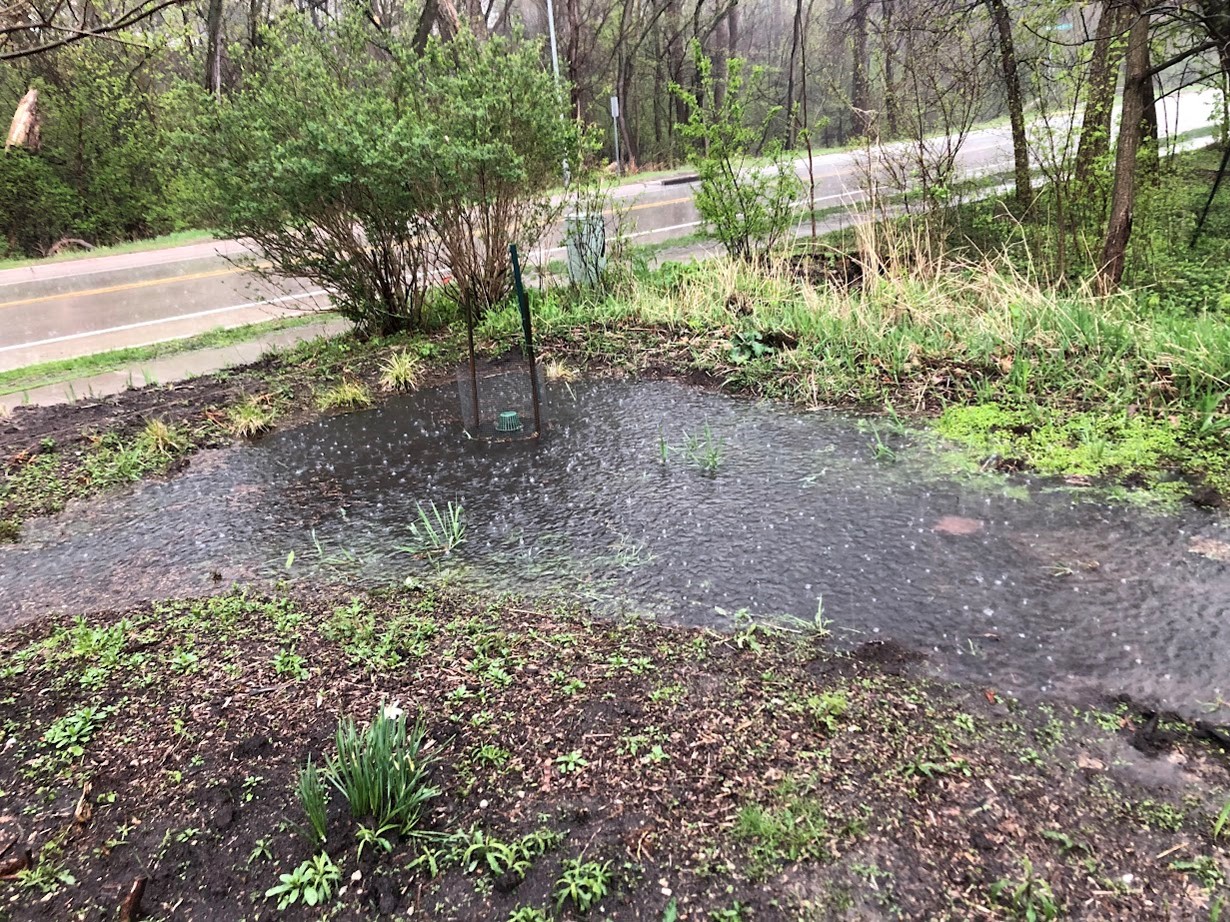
933, 402, 1230, 496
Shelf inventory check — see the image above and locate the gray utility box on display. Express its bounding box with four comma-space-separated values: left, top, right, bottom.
564, 212, 607, 287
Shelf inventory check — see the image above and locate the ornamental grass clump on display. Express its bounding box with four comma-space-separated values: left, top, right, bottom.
324, 710, 439, 837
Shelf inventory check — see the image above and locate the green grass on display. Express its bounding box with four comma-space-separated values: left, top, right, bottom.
732, 777, 841, 879
316, 380, 373, 411
951, 143, 1230, 312
0, 230, 213, 271
226, 397, 278, 438
0, 313, 334, 397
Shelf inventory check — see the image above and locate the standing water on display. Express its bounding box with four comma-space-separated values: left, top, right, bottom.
2, 379, 1227, 717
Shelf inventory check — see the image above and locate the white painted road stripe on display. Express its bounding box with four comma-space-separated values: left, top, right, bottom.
0, 290, 328, 355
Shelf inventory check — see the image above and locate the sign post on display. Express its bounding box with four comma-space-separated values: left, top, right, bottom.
610, 96, 622, 177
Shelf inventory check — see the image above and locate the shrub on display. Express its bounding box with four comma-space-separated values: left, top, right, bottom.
189, 17, 584, 335
0, 149, 81, 257
185, 16, 434, 337
672, 45, 801, 261
406, 28, 587, 316
0, 47, 189, 258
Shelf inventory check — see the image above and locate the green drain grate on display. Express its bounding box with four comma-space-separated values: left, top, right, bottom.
495, 410, 523, 433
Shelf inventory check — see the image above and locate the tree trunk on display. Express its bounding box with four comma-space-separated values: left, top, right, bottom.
565, 0, 581, 112
619, 54, 638, 168
204, 0, 224, 97
851, 0, 871, 133
411, 0, 438, 52
246, 0, 264, 48
653, 28, 665, 153
1075, 0, 1125, 191
664, 0, 685, 159
882, 0, 898, 137
987, 0, 1031, 212
462, 0, 487, 37
436, 0, 461, 40
1139, 56, 1159, 178
5, 88, 40, 151
785, 0, 804, 145
1097, 5, 1149, 293
712, 6, 730, 107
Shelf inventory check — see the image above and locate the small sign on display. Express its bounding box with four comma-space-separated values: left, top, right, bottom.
609, 96, 620, 119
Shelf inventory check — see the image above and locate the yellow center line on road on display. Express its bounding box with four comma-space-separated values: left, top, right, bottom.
619, 195, 695, 214
0, 265, 246, 311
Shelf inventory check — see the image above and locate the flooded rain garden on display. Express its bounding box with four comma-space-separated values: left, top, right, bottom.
2, 257, 1230, 920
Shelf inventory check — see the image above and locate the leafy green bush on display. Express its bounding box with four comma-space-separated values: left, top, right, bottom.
0, 47, 193, 258
0, 150, 81, 257
43, 47, 173, 242
405, 28, 587, 316
183, 16, 433, 337
672, 44, 801, 261
189, 17, 582, 335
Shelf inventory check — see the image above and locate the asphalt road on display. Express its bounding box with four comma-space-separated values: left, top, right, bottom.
0, 90, 1217, 373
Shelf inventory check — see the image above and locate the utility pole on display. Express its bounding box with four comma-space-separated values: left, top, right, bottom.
545, 0, 570, 185
545, 0, 561, 83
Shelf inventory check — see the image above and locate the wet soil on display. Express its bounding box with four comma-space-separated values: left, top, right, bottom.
0, 587, 1227, 921
0, 337, 458, 530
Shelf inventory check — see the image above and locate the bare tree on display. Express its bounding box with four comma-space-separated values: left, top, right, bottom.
1, 0, 191, 60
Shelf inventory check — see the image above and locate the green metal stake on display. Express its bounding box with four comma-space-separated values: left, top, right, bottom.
509, 244, 542, 438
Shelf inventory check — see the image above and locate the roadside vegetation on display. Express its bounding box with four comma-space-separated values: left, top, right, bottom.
480, 210, 1230, 500
0, 586, 1226, 919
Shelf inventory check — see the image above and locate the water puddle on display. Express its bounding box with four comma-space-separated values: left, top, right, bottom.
3, 379, 1227, 718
